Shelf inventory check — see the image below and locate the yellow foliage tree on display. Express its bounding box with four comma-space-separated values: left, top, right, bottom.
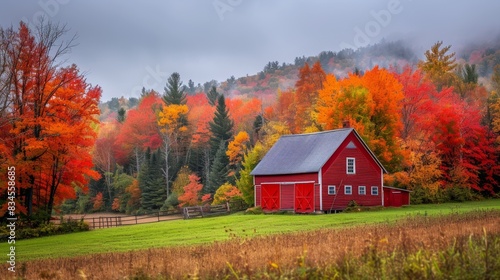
226, 131, 250, 165
212, 183, 242, 205
171, 166, 192, 196
489, 66, 500, 144
418, 41, 457, 91
157, 104, 189, 196
261, 121, 291, 150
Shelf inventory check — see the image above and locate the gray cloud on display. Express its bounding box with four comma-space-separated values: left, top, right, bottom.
1, 0, 499, 101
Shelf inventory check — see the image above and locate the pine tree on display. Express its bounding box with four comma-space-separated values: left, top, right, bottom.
207, 141, 229, 194
117, 107, 126, 123
163, 72, 186, 105
139, 149, 167, 211
461, 64, 478, 85
188, 79, 196, 94
209, 94, 234, 160
138, 148, 152, 209
206, 86, 220, 106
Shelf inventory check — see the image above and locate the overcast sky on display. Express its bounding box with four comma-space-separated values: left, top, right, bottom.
2, 0, 500, 101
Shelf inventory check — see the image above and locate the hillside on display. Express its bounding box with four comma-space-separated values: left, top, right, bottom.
100, 37, 500, 117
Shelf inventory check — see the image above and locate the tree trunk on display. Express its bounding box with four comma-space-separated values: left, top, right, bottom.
135, 147, 141, 176
165, 137, 170, 197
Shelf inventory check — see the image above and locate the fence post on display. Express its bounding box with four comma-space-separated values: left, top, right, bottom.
199, 206, 204, 217
92, 217, 95, 229
226, 201, 230, 213
135, 215, 138, 224
158, 211, 160, 222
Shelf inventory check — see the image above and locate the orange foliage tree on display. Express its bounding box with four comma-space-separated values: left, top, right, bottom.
92, 192, 104, 212
0, 22, 101, 220
226, 97, 262, 132
362, 66, 405, 169
293, 61, 326, 133
316, 67, 404, 172
178, 174, 203, 207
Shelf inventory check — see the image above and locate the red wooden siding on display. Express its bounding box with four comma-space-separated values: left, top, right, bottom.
321, 133, 383, 210
281, 184, 294, 210
295, 182, 314, 213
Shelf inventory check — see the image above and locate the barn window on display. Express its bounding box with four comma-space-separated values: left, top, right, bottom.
359, 186, 366, 195
345, 185, 352, 195
328, 185, 336, 195
371, 186, 379, 195
346, 158, 355, 174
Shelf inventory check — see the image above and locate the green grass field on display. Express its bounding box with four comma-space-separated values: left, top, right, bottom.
4, 200, 500, 261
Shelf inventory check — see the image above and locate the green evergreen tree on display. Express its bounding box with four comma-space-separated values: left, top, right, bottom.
117, 107, 126, 123
461, 64, 478, 84
111, 165, 134, 212
139, 149, 167, 211
188, 79, 196, 94
163, 72, 186, 105
207, 141, 229, 194
209, 94, 234, 160
206, 86, 220, 106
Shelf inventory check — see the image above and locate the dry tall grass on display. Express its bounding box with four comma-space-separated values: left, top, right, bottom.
3, 210, 500, 279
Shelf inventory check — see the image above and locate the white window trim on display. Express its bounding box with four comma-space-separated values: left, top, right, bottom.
346, 157, 356, 174
328, 185, 336, 195
345, 185, 352, 195
359, 186, 366, 195
371, 186, 379, 195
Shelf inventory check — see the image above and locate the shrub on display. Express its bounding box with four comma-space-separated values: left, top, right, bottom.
344, 200, 360, 212
161, 193, 179, 211
0, 219, 91, 241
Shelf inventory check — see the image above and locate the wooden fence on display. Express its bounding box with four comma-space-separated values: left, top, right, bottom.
61, 200, 248, 229
182, 200, 247, 219
76, 209, 183, 229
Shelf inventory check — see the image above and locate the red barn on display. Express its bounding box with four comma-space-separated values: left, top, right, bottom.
251, 128, 391, 213
383, 186, 411, 207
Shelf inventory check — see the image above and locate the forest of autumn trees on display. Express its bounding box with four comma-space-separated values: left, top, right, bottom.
2, 21, 500, 221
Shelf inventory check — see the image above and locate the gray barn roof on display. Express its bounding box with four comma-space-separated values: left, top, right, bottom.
251, 128, 386, 176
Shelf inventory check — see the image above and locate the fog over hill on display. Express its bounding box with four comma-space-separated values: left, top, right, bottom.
2, 1, 499, 101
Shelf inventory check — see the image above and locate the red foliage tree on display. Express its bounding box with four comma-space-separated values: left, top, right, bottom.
114, 93, 163, 173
